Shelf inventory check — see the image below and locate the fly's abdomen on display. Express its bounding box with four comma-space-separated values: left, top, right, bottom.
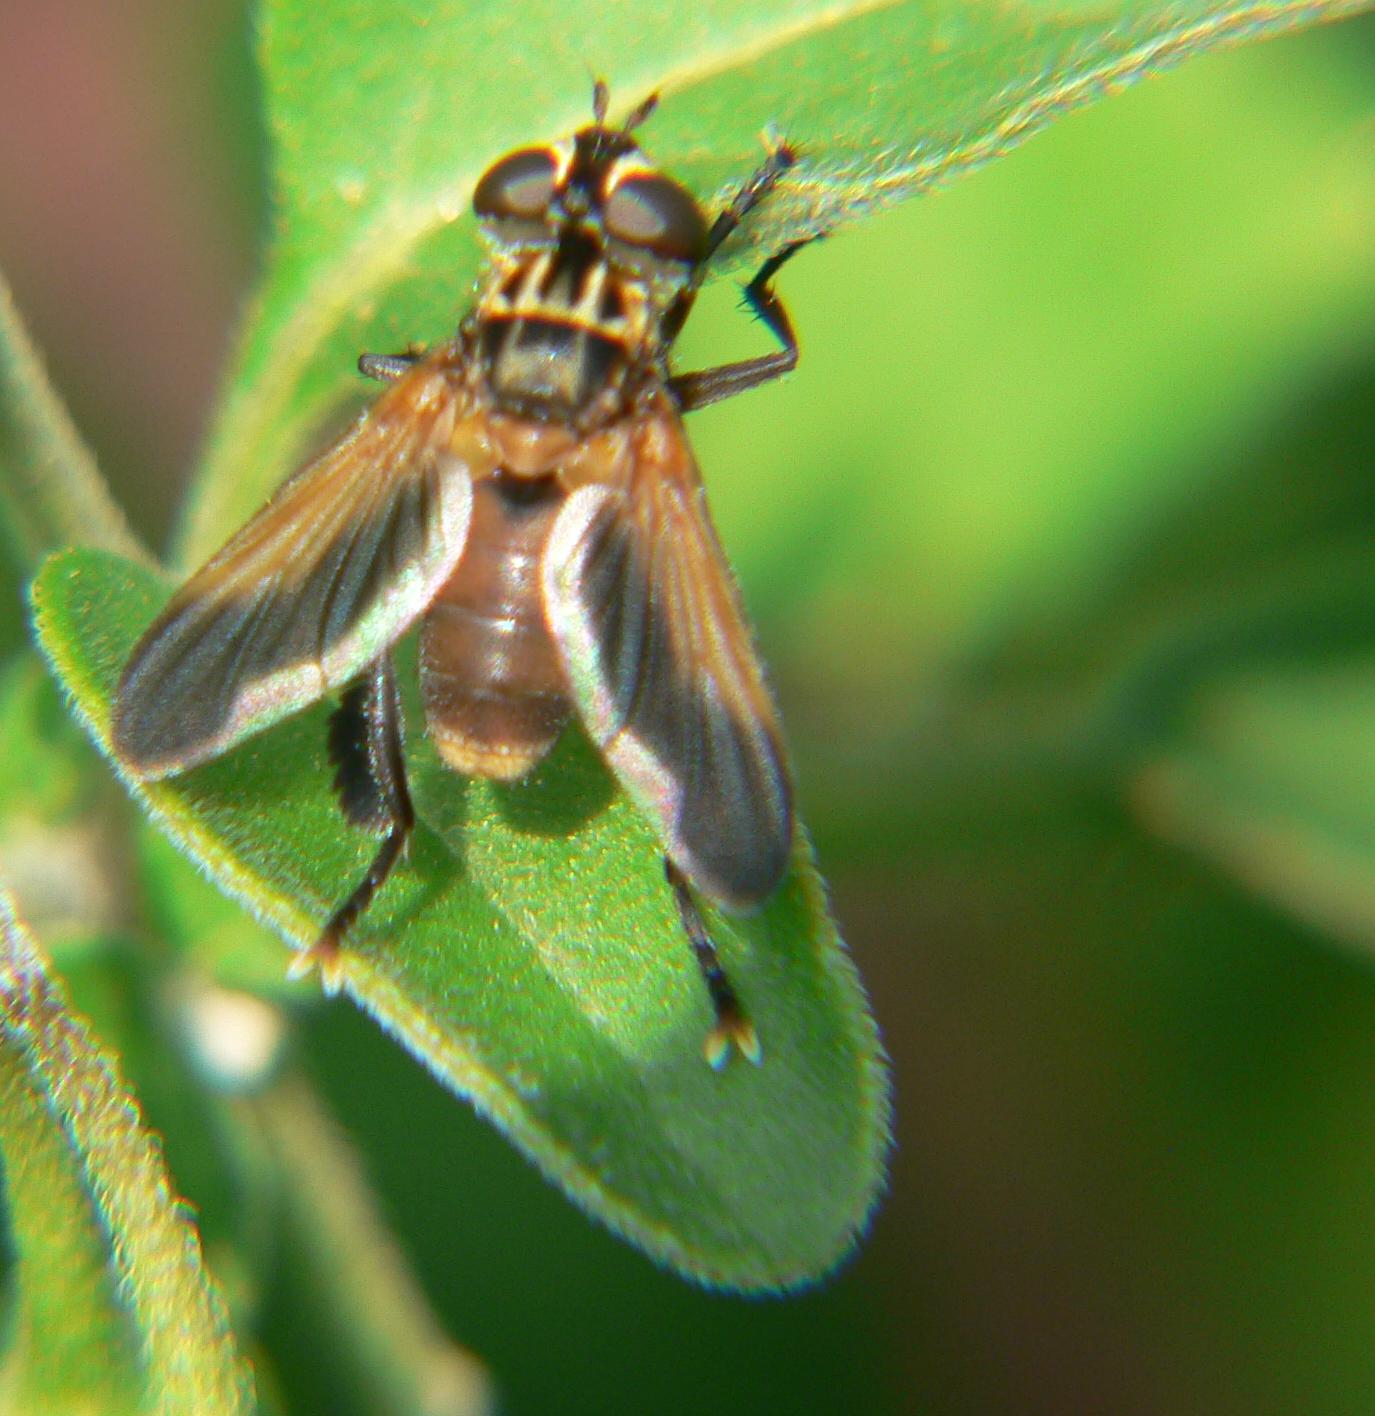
421, 474, 570, 780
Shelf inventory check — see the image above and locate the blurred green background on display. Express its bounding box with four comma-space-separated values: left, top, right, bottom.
5, 2, 1375, 1412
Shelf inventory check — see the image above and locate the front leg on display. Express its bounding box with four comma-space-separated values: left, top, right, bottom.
669, 238, 815, 413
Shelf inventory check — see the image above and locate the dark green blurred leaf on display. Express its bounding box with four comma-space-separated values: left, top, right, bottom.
0, 892, 252, 1414
33, 548, 890, 1291
251, 1074, 493, 1416
177, 0, 1374, 561
1134, 655, 1375, 954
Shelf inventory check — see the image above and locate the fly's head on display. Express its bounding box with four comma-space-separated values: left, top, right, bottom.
469, 92, 709, 425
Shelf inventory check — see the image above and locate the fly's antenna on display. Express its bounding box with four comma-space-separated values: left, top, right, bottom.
590, 80, 658, 134
622, 91, 659, 133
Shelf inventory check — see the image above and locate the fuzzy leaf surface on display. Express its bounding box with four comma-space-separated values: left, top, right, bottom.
34, 547, 890, 1291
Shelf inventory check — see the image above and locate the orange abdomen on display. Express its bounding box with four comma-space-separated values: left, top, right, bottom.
420, 474, 570, 779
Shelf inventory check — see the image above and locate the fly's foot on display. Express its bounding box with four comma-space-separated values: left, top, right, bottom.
287, 930, 346, 995
666, 856, 764, 1070
704, 1006, 763, 1071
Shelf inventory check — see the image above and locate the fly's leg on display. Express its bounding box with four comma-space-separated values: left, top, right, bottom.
359, 350, 423, 382
665, 858, 762, 1069
703, 138, 800, 263
667, 136, 819, 413
669, 239, 812, 412
288, 653, 414, 993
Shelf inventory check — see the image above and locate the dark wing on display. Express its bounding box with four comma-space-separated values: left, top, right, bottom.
114, 359, 487, 777
543, 402, 792, 912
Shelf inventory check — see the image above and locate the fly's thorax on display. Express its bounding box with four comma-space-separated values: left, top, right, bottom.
472, 237, 691, 427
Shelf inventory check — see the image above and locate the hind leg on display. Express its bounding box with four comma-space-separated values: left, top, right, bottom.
665, 858, 761, 1069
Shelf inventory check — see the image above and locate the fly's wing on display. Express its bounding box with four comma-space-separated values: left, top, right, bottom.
543, 404, 793, 913
114, 359, 486, 778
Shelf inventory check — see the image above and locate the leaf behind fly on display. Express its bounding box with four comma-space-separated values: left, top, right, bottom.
178, 0, 1375, 560
34, 546, 890, 1292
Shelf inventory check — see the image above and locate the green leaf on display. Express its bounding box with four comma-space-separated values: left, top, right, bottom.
33, 547, 890, 1291
0, 271, 146, 575
0, 1041, 144, 1414
177, 0, 1374, 562
0, 891, 252, 1414
0, 656, 128, 949
1132, 655, 1375, 955
666, 26, 1375, 839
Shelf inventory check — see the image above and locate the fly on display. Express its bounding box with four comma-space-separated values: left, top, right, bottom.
113, 84, 813, 1068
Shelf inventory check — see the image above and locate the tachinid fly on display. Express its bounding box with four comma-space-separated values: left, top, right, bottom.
113, 85, 813, 1067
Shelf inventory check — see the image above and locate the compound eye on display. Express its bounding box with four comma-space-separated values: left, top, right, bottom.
474, 147, 559, 220
603, 173, 707, 262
